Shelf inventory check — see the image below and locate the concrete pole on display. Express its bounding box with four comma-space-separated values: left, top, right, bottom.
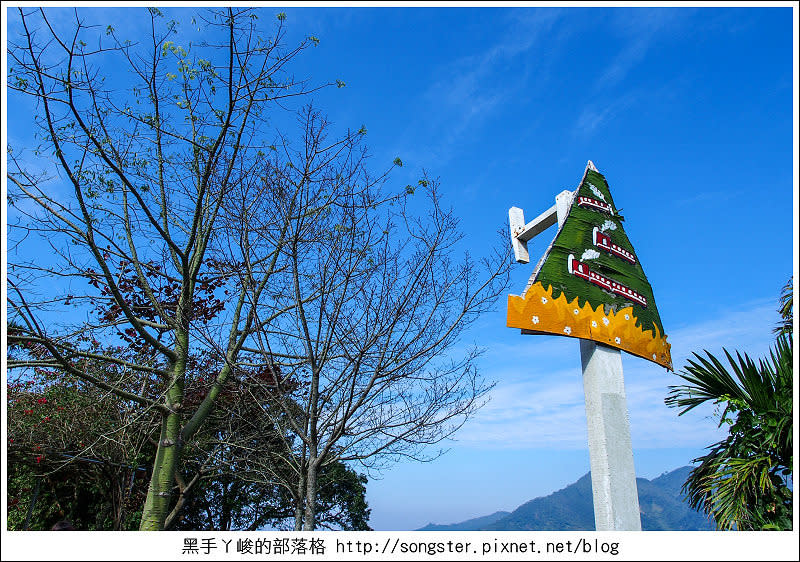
552, 172, 641, 531
510, 172, 642, 530
580, 341, 642, 530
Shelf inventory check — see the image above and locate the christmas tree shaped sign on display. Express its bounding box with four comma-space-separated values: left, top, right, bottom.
507, 161, 672, 369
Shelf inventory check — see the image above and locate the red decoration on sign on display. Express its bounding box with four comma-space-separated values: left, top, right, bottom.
593, 227, 636, 264
576, 196, 613, 214
567, 255, 647, 307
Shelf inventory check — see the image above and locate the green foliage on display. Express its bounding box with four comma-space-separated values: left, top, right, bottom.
7, 362, 371, 531
775, 277, 793, 337
172, 365, 371, 531
315, 463, 371, 530
7, 459, 146, 531
173, 460, 371, 531
171, 469, 293, 531
665, 282, 793, 530
6, 372, 152, 530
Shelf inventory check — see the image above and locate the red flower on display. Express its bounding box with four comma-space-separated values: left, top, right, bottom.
43, 416, 51, 422
35, 456, 42, 463
37, 398, 47, 404
24, 409, 33, 415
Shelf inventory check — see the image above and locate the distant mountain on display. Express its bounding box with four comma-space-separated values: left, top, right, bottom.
418, 466, 715, 531
418, 511, 511, 532
483, 472, 595, 531
637, 467, 716, 531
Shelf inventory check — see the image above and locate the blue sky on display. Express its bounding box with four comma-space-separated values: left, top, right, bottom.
4, 5, 796, 531
282, 6, 795, 530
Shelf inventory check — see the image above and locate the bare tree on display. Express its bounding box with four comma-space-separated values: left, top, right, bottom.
7, 6, 332, 530
7, 7, 510, 531
218, 108, 510, 529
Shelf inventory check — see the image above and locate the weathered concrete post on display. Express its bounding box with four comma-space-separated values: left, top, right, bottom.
580, 341, 641, 530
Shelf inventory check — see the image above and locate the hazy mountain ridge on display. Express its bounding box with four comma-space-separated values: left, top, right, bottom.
418, 511, 511, 532
419, 466, 715, 531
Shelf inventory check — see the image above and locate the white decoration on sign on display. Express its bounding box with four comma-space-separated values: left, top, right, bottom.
588, 182, 607, 203
563, 326, 572, 335
581, 249, 601, 261
600, 220, 617, 232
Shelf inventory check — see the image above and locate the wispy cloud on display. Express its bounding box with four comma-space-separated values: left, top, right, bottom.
674, 189, 745, 208
395, 9, 567, 167
572, 9, 691, 138
595, 9, 688, 91
573, 90, 641, 137
455, 299, 779, 450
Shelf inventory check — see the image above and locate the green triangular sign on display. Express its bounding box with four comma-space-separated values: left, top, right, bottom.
507, 162, 672, 369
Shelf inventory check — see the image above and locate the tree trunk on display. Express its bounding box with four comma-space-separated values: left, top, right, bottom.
112, 472, 123, 530
139, 411, 182, 530
293, 492, 304, 531
140, 337, 187, 531
302, 460, 318, 530
293, 446, 308, 530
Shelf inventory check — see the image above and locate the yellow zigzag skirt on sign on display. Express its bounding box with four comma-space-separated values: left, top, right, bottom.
507, 281, 672, 370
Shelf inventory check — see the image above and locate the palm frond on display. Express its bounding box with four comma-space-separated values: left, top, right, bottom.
774, 277, 793, 336
665, 348, 757, 418
665, 335, 789, 418
669, 328, 793, 531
